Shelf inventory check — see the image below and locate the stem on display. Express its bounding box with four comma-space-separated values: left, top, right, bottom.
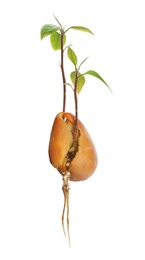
73, 70, 79, 139
60, 30, 66, 112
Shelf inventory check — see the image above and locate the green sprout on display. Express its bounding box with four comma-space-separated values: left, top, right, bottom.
40, 15, 111, 139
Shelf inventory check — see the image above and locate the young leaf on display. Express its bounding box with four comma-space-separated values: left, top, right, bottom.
53, 14, 62, 27
66, 82, 74, 91
65, 26, 94, 35
41, 24, 60, 40
70, 71, 76, 85
78, 57, 89, 69
82, 70, 112, 92
70, 71, 85, 94
67, 47, 77, 67
50, 32, 66, 50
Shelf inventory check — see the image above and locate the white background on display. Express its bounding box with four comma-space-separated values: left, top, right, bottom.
0, 0, 145, 259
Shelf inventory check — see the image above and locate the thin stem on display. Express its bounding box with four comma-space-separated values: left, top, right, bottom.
60, 30, 66, 112
73, 70, 79, 139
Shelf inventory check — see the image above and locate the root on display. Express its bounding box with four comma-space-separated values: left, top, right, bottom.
62, 171, 71, 247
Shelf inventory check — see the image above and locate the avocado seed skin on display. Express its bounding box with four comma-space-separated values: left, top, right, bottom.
48, 112, 73, 172
48, 112, 98, 181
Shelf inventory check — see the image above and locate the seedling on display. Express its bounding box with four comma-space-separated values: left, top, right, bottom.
40, 15, 111, 246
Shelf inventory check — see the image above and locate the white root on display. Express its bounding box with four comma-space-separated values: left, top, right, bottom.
62, 171, 71, 247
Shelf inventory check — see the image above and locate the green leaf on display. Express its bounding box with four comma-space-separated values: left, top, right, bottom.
66, 26, 94, 35
70, 71, 76, 85
70, 71, 85, 94
67, 47, 77, 67
82, 70, 112, 92
50, 32, 66, 50
41, 24, 60, 40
